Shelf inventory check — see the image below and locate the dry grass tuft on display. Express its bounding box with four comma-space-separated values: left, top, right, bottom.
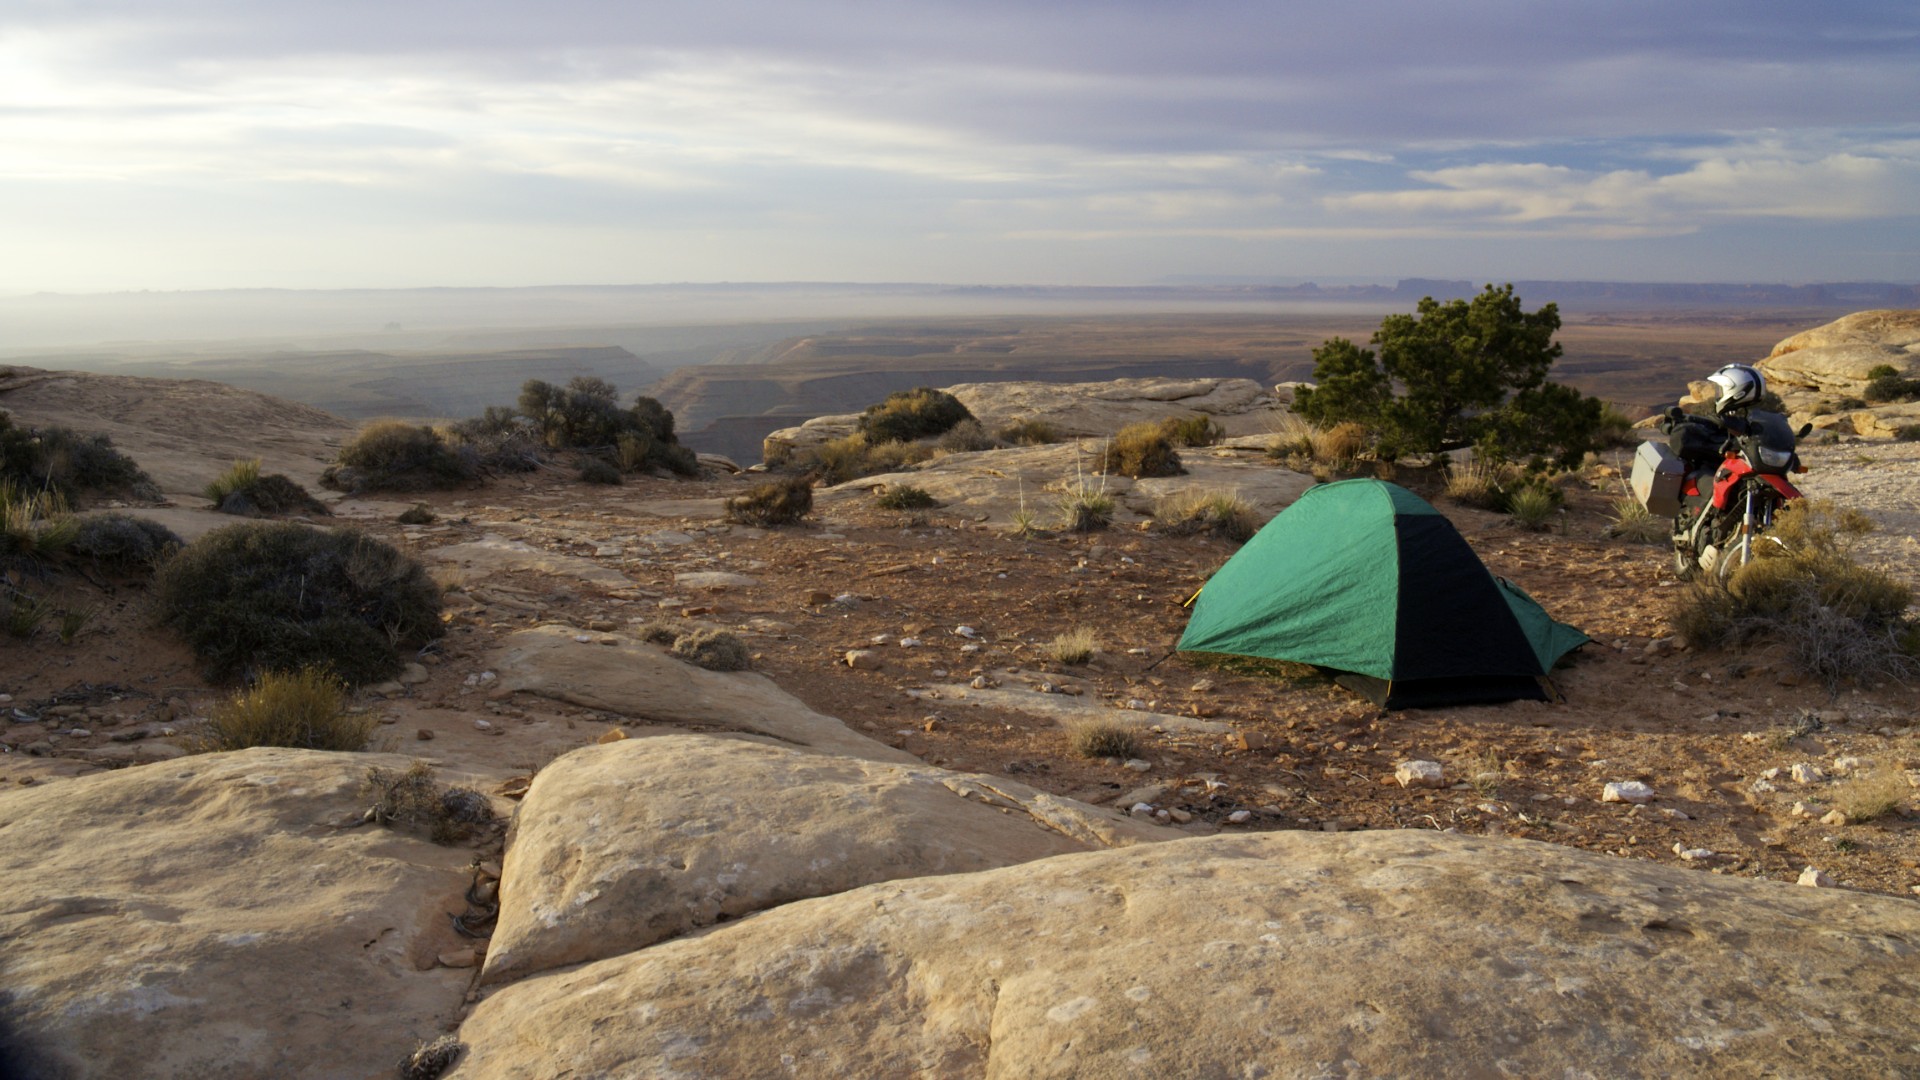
1506, 485, 1559, 531
725, 475, 814, 526
1444, 459, 1509, 510
196, 667, 374, 752
363, 761, 495, 845
1831, 769, 1909, 824
1067, 719, 1140, 760
1048, 626, 1099, 665
669, 628, 752, 671
1155, 489, 1261, 541
1310, 421, 1369, 467
1605, 494, 1666, 543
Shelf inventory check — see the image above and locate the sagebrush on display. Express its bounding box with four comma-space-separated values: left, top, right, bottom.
726, 475, 814, 526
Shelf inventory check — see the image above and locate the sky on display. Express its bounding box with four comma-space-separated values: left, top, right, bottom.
4, 0, 1919, 292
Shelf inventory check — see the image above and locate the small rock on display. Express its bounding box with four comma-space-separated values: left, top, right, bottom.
899, 637, 922, 648
1394, 761, 1447, 789
1167, 808, 1193, 824
415, 729, 435, 741
1658, 807, 1691, 820
1125, 699, 1146, 710
805, 591, 833, 606
1129, 802, 1155, 815
1831, 756, 1862, 776
473, 719, 493, 731
398, 663, 430, 685
1227, 731, 1271, 753
870, 634, 894, 645
1750, 779, 1777, 794
1672, 844, 1717, 861
1797, 866, 1834, 888
1791, 801, 1819, 818
845, 650, 884, 671
960, 643, 981, 654
1189, 678, 1215, 693
597, 729, 629, 744
1124, 759, 1152, 773
1760, 767, 1781, 780
1127, 647, 1150, 656
954, 625, 979, 639
66, 728, 91, 738
1227, 810, 1252, 824
1602, 781, 1656, 804
1820, 809, 1850, 826
573, 634, 594, 644
1790, 763, 1825, 784
437, 949, 478, 969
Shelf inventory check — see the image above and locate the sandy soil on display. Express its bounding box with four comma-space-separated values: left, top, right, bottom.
5, 442, 1915, 901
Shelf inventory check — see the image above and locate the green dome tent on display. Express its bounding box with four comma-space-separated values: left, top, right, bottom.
1177, 479, 1589, 708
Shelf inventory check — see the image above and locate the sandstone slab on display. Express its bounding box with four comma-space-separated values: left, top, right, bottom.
1760, 309, 1920, 392
480, 735, 1171, 984
0, 748, 494, 1080
452, 830, 1920, 1078
426, 534, 633, 590
489, 625, 917, 763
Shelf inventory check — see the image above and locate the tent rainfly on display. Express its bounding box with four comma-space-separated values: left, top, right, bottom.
1177, 479, 1589, 708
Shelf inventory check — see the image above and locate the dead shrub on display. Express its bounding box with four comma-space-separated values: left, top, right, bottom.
936, 418, 998, 454
1102, 422, 1183, 478
997, 418, 1062, 445
1160, 415, 1223, 447
669, 628, 752, 671
725, 475, 814, 526
195, 667, 374, 752
1155, 489, 1261, 542
363, 761, 495, 844
1067, 719, 1140, 760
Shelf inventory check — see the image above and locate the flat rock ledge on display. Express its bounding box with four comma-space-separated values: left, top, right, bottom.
452, 829, 1920, 1078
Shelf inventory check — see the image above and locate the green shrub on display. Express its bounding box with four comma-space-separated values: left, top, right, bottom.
324, 420, 473, 493
153, 522, 444, 685
1866, 364, 1900, 380
364, 761, 495, 844
69, 512, 181, 570
1067, 719, 1139, 760
1836, 396, 1867, 410
208, 459, 331, 517
725, 475, 813, 526
0, 411, 158, 504
1102, 422, 1183, 478
578, 457, 622, 485
997, 418, 1062, 445
1864, 374, 1919, 403
194, 667, 374, 752
800, 433, 933, 485
875, 485, 939, 511
1506, 485, 1560, 531
668, 628, 752, 671
1160, 415, 1223, 447
858, 388, 974, 444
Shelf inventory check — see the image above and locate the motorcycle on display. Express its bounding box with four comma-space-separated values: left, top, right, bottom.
1630, 406, 1813, 581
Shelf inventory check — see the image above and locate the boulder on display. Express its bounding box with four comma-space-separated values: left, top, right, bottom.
763, 377, 1280, 465
452, 831, 1920, 1078
489, 625, 918, 764
479, 735, 1172, 984
1760, 310, 1920, 392
0, 748, 495, 1080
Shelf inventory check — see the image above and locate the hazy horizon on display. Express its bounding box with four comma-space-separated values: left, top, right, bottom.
5, 2, 1918, 293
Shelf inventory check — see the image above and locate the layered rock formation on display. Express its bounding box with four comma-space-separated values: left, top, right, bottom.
1757, 309, 1920, 437
451, 829, 1920, 1078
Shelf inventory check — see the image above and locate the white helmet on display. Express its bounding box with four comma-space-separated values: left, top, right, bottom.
1707, 363, 1766, 414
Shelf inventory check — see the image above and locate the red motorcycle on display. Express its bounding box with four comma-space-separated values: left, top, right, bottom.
1632, 407, 1812, 581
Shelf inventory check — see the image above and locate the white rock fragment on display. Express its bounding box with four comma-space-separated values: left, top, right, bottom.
953, 625, 979, 639
969, 676, 990, 690
1790, 763, 1825, 784
1394, 761, 1447, 789
1750, 780, 1777, 794
1672, 844, 1719, 861
1790, 801, 1819, 818
1124, 759, 1152, 773
1602, 781, 1656, 804
1759, 767, 1781, 780
960, 644, 981, 654
1831, 756, 1862, 776
898, 638, 922, 648
573, 634, 594, 644
1797, 866, 1835, 888
844, 650, 884, 671
473, 719, 492, 731
1227, 810, 1252, 824
1129, 802, 1155, 816
1820, 810, 1850, 827
1658, 807, 1691, 820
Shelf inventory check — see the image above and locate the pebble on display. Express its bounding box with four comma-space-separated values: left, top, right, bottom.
954, 625, 979, 639
970, 676, 991, 690
899, 638, 922, 648
1167, 808, 1193, 824
1602, 781, 1656, 804
1790, 801, 1819, 818
960, 644, 981, 654
573, 634, 594, 644
1227, 810, 1252, 824
1123, 759, 1152, 772
1831, 756, 1862, 775
1790, 763, 1825, 784
1189, 679, 1215, 693
1658, 807, 1691, 820
844, 650, 884, 671
1797, 866, 1835, 888
67, 728, 91, 738
1125, 699, 1146, 710
416, 729, 435, 741
473, 719, 492, 731
1673, 844, 1718, 861
1394, 761, 1447, 789
1127, 648, 1150, 656
1820, 809, 1850, 826
1129, 802, 1155, 815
